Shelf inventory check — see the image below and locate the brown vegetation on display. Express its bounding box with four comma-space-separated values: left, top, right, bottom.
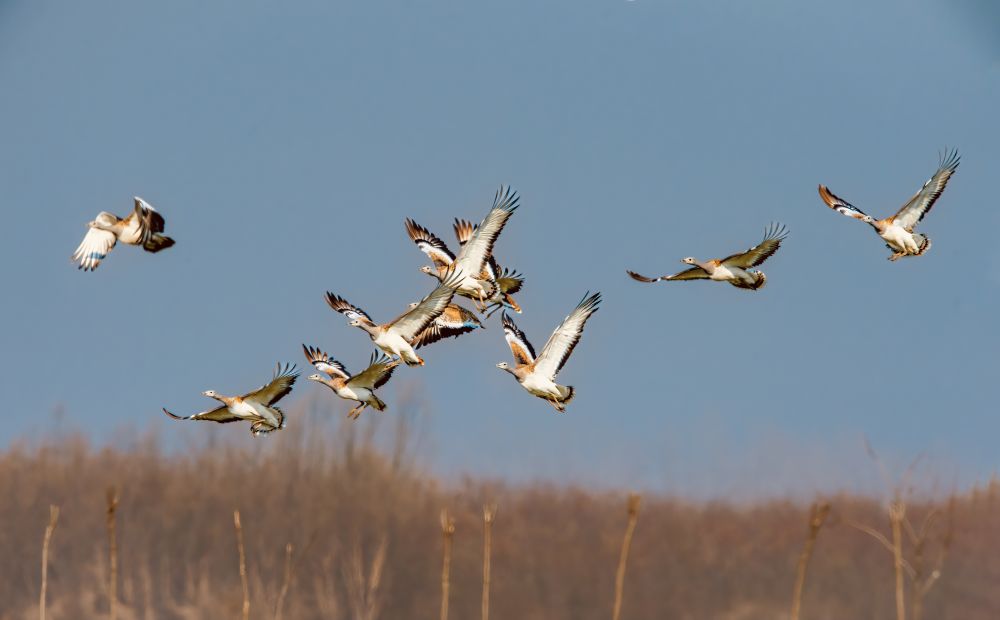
2, 400, 998, 619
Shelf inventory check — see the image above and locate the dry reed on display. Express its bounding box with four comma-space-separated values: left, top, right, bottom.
274, 542, 294, 620
39, 504, 59, 620
234, 510, 250, 620
106, 486, 119, 620
612, 493, 641, 620
440, 509, 455, 620
344, 536, 388, 620
789, 501, 830, 620
482, 503, 496, 620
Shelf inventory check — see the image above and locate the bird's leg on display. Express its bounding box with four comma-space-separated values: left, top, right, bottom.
546, 398, 564, 413
888, 252, 904, 262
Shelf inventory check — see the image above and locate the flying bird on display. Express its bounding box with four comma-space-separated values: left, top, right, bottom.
162, 363, 299, 437
303, 345, 400, 419
818, 149, 960, 261
627, 223, 788, 290
72, 197, 175, 271
406, 185, 519, 312
406, 302, 484, 348
453, 217, 525, 316
496, 292, 601, 413
325, 270, 462, 366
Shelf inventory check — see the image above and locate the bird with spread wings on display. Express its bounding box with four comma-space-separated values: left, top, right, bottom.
627, 223, 788, 290
818, 148, 959, 261
325, 270, 462, 366
72, 197, 175, 271
303, 346, 400, 419
162, 363, 299, 437
496, 292, 601, 413
406, 185, 519, 312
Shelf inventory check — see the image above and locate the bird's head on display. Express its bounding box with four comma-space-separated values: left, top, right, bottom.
419, 265, 434, 276
202, 390, 218, 398
307, 373, 323, 382
861, 215, 875, 224
349, 319, 362, 327
496, 362, 510, 370
681, 257, 697, 265
407, 302, 419, 309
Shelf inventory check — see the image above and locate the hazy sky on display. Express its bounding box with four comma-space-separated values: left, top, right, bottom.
1, 0, 997, 498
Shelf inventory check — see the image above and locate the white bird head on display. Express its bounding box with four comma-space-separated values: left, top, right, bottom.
681, 257, 697, 265
202, 390, 218, 398
861, 215, 875, 224
349, 319, 362, 327
307, 373, 323, 382
419, 265, 434, 275
496, 362, 509, 370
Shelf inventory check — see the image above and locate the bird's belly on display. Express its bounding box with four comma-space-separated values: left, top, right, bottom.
376, 331, 410, 355
880, 226, 914, 251
339, 386, 370, 402
230, 401, 258, 419
522, 373, 558, 397
246, 401, 279, 426
118, 220, 143, 245
710, 266, 736, 281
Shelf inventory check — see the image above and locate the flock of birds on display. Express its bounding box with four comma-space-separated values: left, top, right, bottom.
72, 149, 960, 436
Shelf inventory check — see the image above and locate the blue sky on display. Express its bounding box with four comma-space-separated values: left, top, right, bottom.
0, 0, 997, 497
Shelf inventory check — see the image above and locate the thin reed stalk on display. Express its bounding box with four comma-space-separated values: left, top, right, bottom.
440, 509, 455, 620
106, 487, 119, 620
40, 504, 59, 620
482, 504, 497, 620
890, 500, 906, 620
612, 493, 641, 620
790, 502, 830, 620
274, 543, 294, 620
234, 510, 250, 620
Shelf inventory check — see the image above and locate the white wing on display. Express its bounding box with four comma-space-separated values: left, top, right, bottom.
533, 292, 601, 380
454, 185, 519, 279
388, 270, 461, 341
72, 226, 117, 271
890, 149, 960, 231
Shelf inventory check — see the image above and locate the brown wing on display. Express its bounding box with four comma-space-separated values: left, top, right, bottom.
720, 223, 788, 268
243, 363, 299, 406
325, 293, 375, 325
818, 185, 871, 222
406, 219, 456, 268
627, 266, 709, 283
501, 312, 536, 366
533, 292, 601, 379
348, 352, 400, 390
161, 405, 239, 424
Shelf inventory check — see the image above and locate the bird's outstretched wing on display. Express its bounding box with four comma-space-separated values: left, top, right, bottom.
818, 185, 872, 222
348, 352, 400, 390
720, 223, 789, 268
303, 345, 351, 380
411, 303, 482, 348
889, 149, 960, 231
626, 267, 709, 283
405, 219, 456, 268
501, 312, 536, 366
533, 292, 601, 380
454, 186, 519, 278
325, 293, 376, 326
72, 217, 118, 271
162, 405, 239, 424
244, 363, 299, 405
388, 270, 462, 341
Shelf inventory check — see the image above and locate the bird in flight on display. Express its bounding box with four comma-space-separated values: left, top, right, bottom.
406, 185, 519, 312
325, 270, 462, 366
452, 217, 524, 316
72, 197, 175, 271
627, 223, 788, 290
406, 301, 484, 349
818, 149, 959, 261
162, 363, 299, 437
497, 292, 601, 413
302, 346, 400, 419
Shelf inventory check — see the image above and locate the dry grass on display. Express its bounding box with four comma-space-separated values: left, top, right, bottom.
1, 402, 997, 619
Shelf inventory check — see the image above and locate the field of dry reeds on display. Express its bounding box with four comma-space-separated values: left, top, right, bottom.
2, 395, 998, 620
